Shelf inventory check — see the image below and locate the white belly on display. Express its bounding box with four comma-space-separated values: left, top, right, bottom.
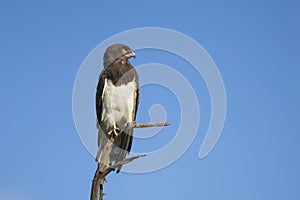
101, 78, 136, 132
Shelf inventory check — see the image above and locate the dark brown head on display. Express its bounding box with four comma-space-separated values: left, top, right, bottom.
103, 44, 136, 68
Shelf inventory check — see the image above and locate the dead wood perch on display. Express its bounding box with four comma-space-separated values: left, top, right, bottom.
134, 122, 171, 128
91, 154, 146, 200
90, 121, 171, 200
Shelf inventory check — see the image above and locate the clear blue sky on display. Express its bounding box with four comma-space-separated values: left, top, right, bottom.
1, 0, 299, 200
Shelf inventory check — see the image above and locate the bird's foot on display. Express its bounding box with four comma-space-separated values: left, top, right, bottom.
111, 127, 122, 138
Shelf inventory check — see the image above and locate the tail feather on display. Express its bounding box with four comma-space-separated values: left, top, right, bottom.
97, 127, 133, 173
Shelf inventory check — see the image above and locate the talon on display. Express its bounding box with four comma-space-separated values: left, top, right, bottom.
113, 127, 122, 137
116, 127, 121, 134
107, 130, 113, 136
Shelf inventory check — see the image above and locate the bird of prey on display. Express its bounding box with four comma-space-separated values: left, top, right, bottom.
95, 44, 139, 173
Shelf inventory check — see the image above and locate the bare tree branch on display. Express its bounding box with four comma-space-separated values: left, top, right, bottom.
90, 121, 170, 200
102, 154, 146, 178
134, 122, 171, 128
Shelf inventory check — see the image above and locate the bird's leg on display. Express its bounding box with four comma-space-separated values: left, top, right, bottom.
116, 122, 133, 137
106, 124, 122, 139
116, 122, 132, 137
110, 123, 122, 138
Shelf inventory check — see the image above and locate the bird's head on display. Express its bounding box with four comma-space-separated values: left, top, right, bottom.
103, 44, 136, 68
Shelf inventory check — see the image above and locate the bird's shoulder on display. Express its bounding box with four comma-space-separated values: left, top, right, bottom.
99, 59, 137, 86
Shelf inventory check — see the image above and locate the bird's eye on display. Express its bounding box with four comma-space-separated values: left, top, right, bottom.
121, 48, 127, 54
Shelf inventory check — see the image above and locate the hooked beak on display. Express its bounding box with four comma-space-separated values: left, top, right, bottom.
125, 51, 136, 58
